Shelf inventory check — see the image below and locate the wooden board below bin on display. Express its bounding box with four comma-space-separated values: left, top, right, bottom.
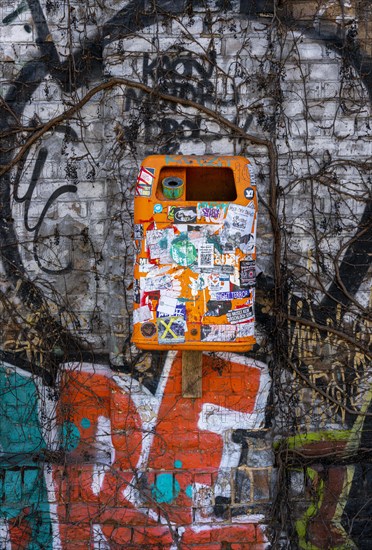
182, 351, 202, 398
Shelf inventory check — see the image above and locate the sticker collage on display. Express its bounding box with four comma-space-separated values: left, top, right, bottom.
132, 156, 257, 351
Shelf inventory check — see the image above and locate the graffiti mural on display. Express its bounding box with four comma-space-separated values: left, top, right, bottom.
0, 354, 270, 548
0, 0, 371, 548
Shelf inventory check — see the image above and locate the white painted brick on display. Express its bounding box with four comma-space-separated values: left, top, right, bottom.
209, 137, 235, 155
223, 37, 253, 57
75, 181, 107, 199
89, 200, 108, 219
283, 97, 304, 118
0, 24, 34, 43
178, 140, 206, 155
290, 41, 326, 61
309, 62, 340, 81
338, 137, 372, 157
57, 201, 88, 218
284, 63, 308, 82
181, 37, 222, 56
333, 118, 356, 137
307, 99, 338, 120
172, 15, 204, 36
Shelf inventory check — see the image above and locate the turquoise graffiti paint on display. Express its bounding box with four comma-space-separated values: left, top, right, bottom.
60, 421, 80, 451
0, 363, 53, 549
174, 460, 182, 469
185, 485, 193, 499
151, 473, 181, 504
81, 417, 91, 429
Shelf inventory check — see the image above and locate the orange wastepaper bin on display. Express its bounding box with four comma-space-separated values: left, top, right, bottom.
132, 155, 258, 352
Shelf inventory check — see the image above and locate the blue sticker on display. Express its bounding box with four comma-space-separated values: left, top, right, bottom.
215, 290, 251, 301
154, 203, 163, 213
157, 303, 186, 318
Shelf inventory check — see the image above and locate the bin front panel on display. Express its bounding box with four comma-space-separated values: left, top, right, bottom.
132, 155, 258, 352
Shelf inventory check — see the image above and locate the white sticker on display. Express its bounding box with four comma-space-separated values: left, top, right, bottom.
139, 258, 153, 273
208, 274, 230, 297
220, 204, 255, 254
157, 296, 179, 316
140, 275, 173, 292
248, 163, 256, 185
146, 228, 174, 262
236, 322, 255, 338
201, 324, 237, 342
133, 305, 152, 324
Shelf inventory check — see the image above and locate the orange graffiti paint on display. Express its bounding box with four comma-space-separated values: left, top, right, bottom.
53, 354, 268, 549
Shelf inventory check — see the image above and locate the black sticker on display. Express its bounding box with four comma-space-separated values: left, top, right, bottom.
244, 187, 255, 200
204, 300, 232, 317
226, 306, 253, 324
141, 322, 157, 338
134, 280, 140, 303
240, 260, 256, 287
173, 207, 197, 223
222, 242, 235, 253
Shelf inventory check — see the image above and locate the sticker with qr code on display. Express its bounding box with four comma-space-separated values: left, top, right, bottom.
198, 243, 214, 268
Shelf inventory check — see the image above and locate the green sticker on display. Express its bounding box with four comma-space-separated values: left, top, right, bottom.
170, 235, 197, 266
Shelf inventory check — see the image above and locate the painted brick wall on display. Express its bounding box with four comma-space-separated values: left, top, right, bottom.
0, 1, 371, 548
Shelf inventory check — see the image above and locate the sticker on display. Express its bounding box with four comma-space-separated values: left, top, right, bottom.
147, 228, 174, 262
220, 204, 255, 253
201, 324, 236, 342
189, 273, 208, 297
135, 167, 155, 197
214, 251, 235, 267
207, 273, 230, 293
198, 243, 214, 268
215, 289, 251, 301
240, 260, 256, 287
170, 235, 197, 267
197, 202, 228, 223
195, 265, 234, 274
140, 290, 160, 310
133, 240, 141, 256
140, 275, 173, 292
173, 207, 197, 223
154, 203, 163, 213
167, 206, 176, 221
204, 300, 231, 317
226, 306, 253, 324
222, 242, 235, 253
133, 305, 152, 324
157, 295, 179, 316
134, 279, 140, 303
141, 322, 157, 338
139, 258, 153, 273
244, 187, 255, 199
248, 163, 256, 185
236, 322, 255, 338
134, 224, 144, 240
157, 316, 186, 344
157, 303, 186, 319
